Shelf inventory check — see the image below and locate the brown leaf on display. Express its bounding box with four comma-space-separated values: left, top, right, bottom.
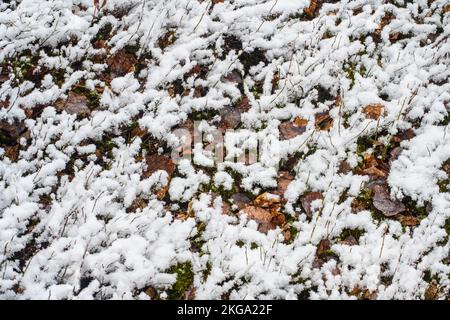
338, 160, 351, 174
339, 235, 358, 246
221, 70, 242, 84
253, 192, 280, 208
106, 49, 137, 77
218, 106, 242, 131
126, 197, 148, 213
242, 205, 273, 223
143, 154, 175, 178
424, 282, 439, 300
0, 120, 26, 139
316, 238, 331, 257
372, 184, 405, 217
392, 128, 415, 142
55, 91, 90, 116
399, 215, 420, 227
362, 166, 387, 178
279, 120, 306, 140
304, 0, 319, 18
143, 286, 157, 299
314, 112, 333, 131
4, 145, 19, 162
157, 29, 177, 50
277, 171, 294, 197
362, 104, 384, 120
300, 192, 323, 217
231, 193, 251, 211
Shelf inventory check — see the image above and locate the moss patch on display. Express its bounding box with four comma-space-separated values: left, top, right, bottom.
167, 262, 194, 300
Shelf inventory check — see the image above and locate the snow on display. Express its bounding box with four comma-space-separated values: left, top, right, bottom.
0, 0, 449, 300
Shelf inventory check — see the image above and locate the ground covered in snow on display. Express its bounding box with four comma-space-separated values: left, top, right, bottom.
0, 0, 449, 300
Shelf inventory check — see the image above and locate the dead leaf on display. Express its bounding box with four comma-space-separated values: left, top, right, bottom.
253, 192, 280, 208
277, 171, 294, 197
363, 104, 384, 120
362, 166, 387, 178
144, 286, 157, 299
143, 154, 176, 178
126, 197, 148, 213
221, 70, 242, 84
338, 160, 351, 174
392, 128, 415, 142
279, 120, 307, 140
242, 205, 273, 223
218, 106, 242, 131
399, 215, 419, 227
157, 29, 177, 50
314, 112, 333, 131
424, 282, 439, 300
304, 0, 319, 18
372, 184, 405, 217
339, 235, 358, 246
316, 238, 331, 257
300, 192, 323, 217
106, 49, 137, 77
231, 193, 251, 210
55, 91, 90, 116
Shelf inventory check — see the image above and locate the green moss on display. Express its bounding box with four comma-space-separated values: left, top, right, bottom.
444, 218, 450, 236
201, 262, 212, 282
190, 222, 206, 255
167, 262, 194, 300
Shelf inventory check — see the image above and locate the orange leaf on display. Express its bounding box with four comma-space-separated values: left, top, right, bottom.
363, 104, 384, 120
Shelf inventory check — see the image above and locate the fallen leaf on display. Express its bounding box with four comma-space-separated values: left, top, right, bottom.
231, 193, 251, 210
218, 107, 242, 131
143, 154, 176, 178
399, 215, 419, 227
144, 286, 157, 299
221, 70, 242, 84
55, 91, 90, 116
424, 282, 439, 300
293, 117, 308, 127
300, 192, 323, 217
372, 184, 405, 217
279, 121, 306, 140
362, 166, 387, 178
363, 104, 384, 120
277, 171, 294, 197
253, 192, 280, 208
242, 205, 273, 222
314, 112, 333, 131
392, 128, 415, 142
304, 0, 319, 18
338, 160, 351, 174
106, 49, 137, 77
316, 238, 331, 257
339, 235, 358, 246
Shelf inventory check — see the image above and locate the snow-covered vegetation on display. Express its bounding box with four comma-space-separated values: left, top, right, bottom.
0, 0, 449, 300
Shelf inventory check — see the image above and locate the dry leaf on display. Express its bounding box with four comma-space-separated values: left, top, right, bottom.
143, 154, 176, 178
314, 112, 333, 131
300, 192, 323, 217
279, 120, 307, 140
399, 215, 419, 227
277, 171, 294, 197
372, 184, 405, 217
55, 91, 90, 116
363, 104, 384, 120
242, 205, 273, 223
253, 192, 280, 208
304, 0, 319, 18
